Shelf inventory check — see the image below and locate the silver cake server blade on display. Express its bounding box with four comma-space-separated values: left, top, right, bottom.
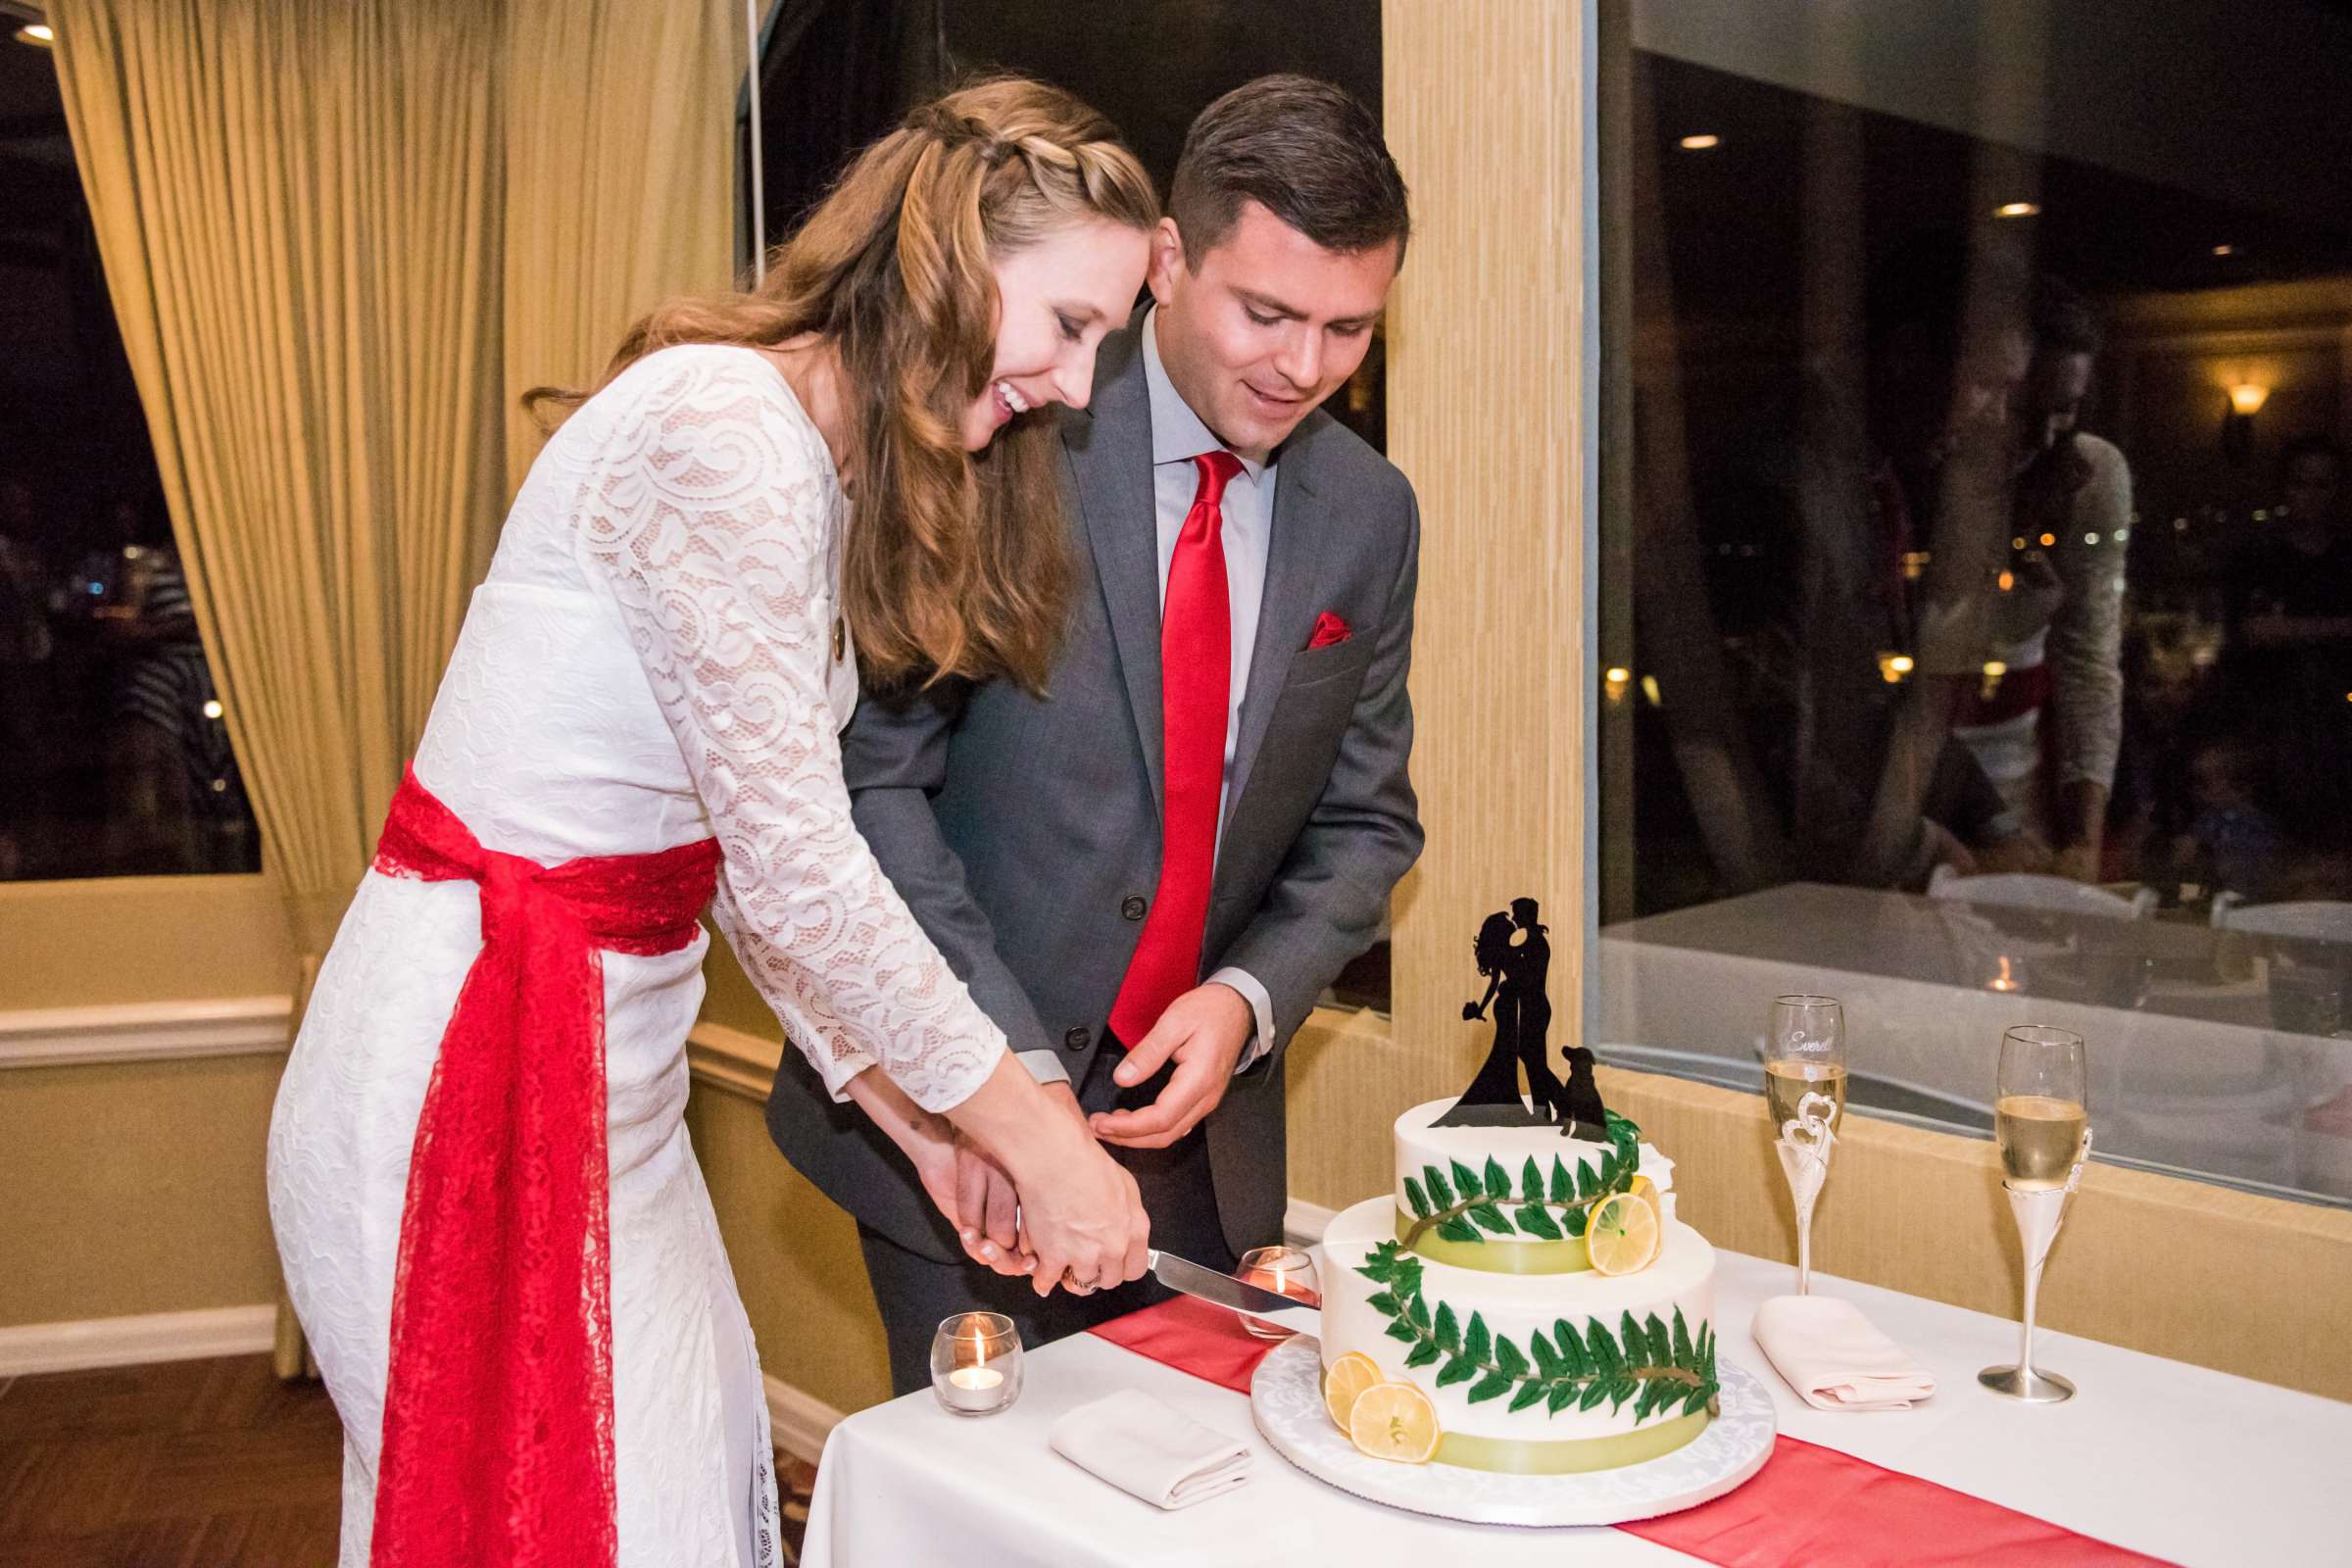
1148, 1250, 1322, 1338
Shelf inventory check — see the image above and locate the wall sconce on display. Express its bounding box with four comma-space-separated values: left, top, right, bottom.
2224, 383, 2268, 466
1603, 665, 1632, 704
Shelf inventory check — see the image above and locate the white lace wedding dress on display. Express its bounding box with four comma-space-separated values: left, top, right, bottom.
268, 344, 1007, 1567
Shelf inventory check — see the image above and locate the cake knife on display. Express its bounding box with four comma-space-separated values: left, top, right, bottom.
1148, 1250, 1323, 1339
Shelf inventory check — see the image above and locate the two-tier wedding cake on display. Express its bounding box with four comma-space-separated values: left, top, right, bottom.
1316, 1098, 1722, 1473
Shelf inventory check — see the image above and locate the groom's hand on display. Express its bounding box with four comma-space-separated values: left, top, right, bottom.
1091, 983, 1252, 1151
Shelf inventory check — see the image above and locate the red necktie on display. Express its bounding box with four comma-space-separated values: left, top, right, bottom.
1110, 450, 1242, 1045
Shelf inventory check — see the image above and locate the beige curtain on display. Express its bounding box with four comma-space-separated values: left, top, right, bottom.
501, 0, 743, 488
50, 0, 507, 956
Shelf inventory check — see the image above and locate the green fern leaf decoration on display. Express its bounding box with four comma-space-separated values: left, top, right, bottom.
1403, 1340, 1442, 1370
1587, 1319, 1621, 1377
1434, 1301, 1461, 1353
1436, 1214, 1480, 1244
1672, 1307, 1694, 1367
1514, 1204, 1563, 1241
1464, 1312, 1493, 1365
1547, 1382, 1577, 1414
1407, 1294, 1431, 1334
1681, 1384, 1713, 1418
1483, 1156, 1511, 1200
1645, 1312, 1673, 1368
1469, 1202, 1514, 1237
1468, 1370, 1514, 1405
1492, 1336, 1529, 1380
1385, 1319, 1418, 1344
1424, 1164, 1454, 1210
1529, 1326, 1563, 1380
1508, 1380, 1548, 1413
1402, 1175, 1430, 1219
1576, 1153, 1601, 1201
1436, 1356, 1479, 1390
1366, 1291, 1399, 1317
1620, 1311, 1647, 1363
1450, 1159, 1482, 1200
1552, 1319, 1588, 1379
1564, 1204, 1590, 1238
1578, 1380, 1609, 1412
1548, 1154, 1574, 1204
1520, 1156, 1545, 1205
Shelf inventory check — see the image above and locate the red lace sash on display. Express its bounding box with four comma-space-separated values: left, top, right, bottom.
367, 766, 720, 1568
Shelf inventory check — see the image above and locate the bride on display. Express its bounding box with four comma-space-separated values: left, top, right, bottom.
267, 79, 1158, 1568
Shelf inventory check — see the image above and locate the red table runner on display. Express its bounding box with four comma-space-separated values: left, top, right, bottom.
1091, 1299, 2177, 1567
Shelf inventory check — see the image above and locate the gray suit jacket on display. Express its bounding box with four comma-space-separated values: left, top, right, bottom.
763, 315, 1424, 1261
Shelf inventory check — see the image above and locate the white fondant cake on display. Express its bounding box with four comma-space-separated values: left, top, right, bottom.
1317, 1099, 1721, 1473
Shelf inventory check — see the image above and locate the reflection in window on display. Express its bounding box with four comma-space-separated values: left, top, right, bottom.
1597, 0, 2352, 1204
0, 29, 259, 879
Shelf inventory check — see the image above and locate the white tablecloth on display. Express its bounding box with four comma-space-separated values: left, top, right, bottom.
803, 1250, 2350, 1567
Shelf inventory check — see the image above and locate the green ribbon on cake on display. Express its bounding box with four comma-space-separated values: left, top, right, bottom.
1435, 1408, 1710, 1474
1395, 1209, 1592, 1274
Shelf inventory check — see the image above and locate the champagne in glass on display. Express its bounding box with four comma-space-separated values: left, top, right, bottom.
1996, 1094, 2087, 1189
1981, 1025, 2088, 1403
1767, 1058, 1848, 1134
1766, 995, 1845, 1296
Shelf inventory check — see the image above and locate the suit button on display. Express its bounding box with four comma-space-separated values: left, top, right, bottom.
1063, 1026, 1092, 1052
1121, 896, 1148, 921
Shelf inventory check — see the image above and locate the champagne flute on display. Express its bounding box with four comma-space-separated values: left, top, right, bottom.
1766, 995, 1847, 1296
1980, 1024, 2089, 1403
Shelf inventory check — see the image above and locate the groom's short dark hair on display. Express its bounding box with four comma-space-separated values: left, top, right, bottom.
1169, 74, 1410, 268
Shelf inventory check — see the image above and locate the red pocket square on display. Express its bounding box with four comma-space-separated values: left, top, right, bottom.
1306, 612, 1351, 650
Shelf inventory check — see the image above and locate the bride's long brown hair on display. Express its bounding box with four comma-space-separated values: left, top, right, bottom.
531, 78, 1157, 692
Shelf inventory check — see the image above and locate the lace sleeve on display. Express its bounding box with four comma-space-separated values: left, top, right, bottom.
570, 347, 1005, 1111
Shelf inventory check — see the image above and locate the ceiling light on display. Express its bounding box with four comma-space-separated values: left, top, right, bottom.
15, 22, 53, 46
1678, 134, 1721, 151
2212, 244, 2236, 257
1995, 202, 2040, 219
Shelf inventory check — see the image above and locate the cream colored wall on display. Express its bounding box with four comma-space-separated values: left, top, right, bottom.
0, 875, 294, 1010
0, 1054, 284, 1327
684, 1061, 896, 1417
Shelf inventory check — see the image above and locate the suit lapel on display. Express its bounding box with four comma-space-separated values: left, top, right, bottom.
1223, 424, 1324, 834
1062, 326, 1167, 817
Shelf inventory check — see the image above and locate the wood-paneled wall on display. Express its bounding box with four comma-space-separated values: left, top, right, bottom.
1377, 0, 1591, 1111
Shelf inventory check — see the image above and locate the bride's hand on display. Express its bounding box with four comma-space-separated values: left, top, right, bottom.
950, 1058, 1151, 1299
845, 1067, 1037, 1278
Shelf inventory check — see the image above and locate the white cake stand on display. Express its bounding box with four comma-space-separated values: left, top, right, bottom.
1250, 1336, 1777, 1528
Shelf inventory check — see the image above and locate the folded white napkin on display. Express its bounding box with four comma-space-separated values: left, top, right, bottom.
1752, 1294, 1937, 1411
1048, 1390, 1252, 1510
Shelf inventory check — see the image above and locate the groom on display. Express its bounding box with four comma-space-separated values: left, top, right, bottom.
766, 74, 1425, 1393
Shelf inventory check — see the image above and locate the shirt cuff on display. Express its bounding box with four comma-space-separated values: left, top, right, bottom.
1208, 966, 1276, 1073
1015, 1047, 1073, 1088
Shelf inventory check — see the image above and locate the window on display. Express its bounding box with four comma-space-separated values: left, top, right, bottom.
0, 13, 259, 880
1598, 0, 2352, 1204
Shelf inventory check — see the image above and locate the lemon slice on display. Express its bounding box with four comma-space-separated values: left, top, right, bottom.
1348, 1381, 1441, 1464
1628, 1173, 1663, 1227
1587, 1190, 1660, 1276
1322, 1351, 1383, 1433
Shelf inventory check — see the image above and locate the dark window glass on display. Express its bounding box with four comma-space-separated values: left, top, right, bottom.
0, 28, 259, 880
1599, 0, 2352, 1205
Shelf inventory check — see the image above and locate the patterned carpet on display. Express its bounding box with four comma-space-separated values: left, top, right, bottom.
0, 1356, 816, 1566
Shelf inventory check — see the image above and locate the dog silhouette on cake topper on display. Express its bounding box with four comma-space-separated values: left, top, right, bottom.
1433, 896, 1611, 1141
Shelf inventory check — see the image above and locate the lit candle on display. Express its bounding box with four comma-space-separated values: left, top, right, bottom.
932, 1314, 1018, 1414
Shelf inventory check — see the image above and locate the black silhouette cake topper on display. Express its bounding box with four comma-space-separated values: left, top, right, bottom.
1434, 896, 1611, 1141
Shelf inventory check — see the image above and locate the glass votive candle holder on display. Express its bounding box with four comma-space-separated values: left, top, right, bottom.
1236, 1245, 1321, 1340
930, 1311, 1023, 1417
